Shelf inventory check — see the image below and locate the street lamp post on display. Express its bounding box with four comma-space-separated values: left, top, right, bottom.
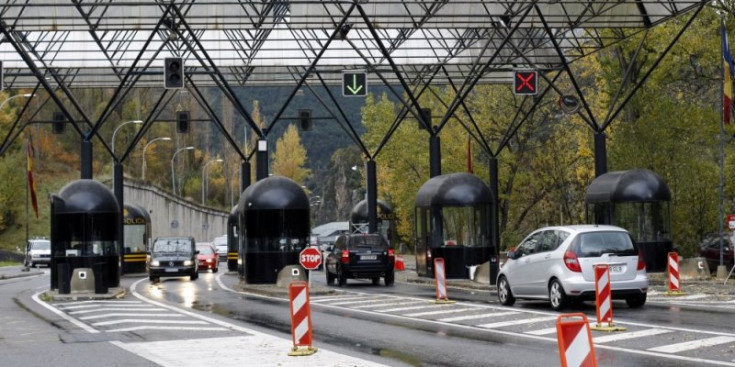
111, 120, 143, 168
171, 146, 195, 196
202, 158, 223, 204
0, 93, 33, 110
141, 137, 171, 181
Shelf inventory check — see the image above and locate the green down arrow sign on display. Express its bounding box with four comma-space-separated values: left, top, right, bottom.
342, 71, 367, 97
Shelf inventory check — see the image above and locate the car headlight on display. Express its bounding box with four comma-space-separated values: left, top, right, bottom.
151, 260, 160, 267
183, 260, 193, 266
237, 258, 242, 265
206, 259, 213, 263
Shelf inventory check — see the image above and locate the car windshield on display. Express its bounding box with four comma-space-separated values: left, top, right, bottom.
348, 235, 387, 251
196, 245, 213, 254
31, 241, 50, 250
152, 239, 192, 255
577, 231, 637, 257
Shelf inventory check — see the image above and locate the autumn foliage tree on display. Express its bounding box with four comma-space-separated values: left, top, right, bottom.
271, 123, 311, 185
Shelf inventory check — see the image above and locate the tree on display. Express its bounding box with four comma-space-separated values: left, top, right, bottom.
271, 124, 310, 185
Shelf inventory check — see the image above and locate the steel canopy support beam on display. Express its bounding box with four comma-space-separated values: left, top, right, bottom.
170, 5, 264, 139
489, 157, 499, 286
240, 161, 250, 193
429, 135, 441, 178
366, 159, 378, 234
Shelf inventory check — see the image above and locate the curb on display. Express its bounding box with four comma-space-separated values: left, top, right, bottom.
0, 271, 44, 280
41, 287, 128, 302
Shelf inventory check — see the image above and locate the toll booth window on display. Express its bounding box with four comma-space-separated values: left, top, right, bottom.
614, 202, 671, 243
53, 213, 118, 256
124, 225, 147, 253
440, 206, 489, 248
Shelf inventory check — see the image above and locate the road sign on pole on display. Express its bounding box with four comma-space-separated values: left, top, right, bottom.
513, 70, 538, 95
299, 247, 322, 270
342, 71, 367, 97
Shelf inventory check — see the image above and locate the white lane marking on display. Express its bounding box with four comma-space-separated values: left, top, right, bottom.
478, 316, 557, 329
215, 277, 735, 367
69, 307, 164, 315
93, 319, 209, 326
55, 301, 143, 308
351, 300, 426, 309
404, 308, 477, 317
438, 311, 520, 323
648, 336, 735, 354
594, 329, 673, 344
525, 327, 557, 336
107, 326, 229, 333
58, 303, 151, 310
679, 294, 708, 300
375, 304, 441, 313
328, 298, 389, 306
80, 313, 184, 320
31, 291, 99, 334
110, 336, 389, 366
310, 295, 366, 303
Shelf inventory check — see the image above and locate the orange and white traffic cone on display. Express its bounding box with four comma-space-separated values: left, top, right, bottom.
556, 313, 598, 367
590, 264, 625, 332
433, 258, 455, 304
287, 281, 317, 356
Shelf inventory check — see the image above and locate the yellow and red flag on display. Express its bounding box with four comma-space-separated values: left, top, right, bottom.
723, 20, 734, 124
26, 137, 38, 218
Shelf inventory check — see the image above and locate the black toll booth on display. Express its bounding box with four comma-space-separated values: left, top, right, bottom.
414, 173, 493, 279
350, 199, 399, 247
237, 176, 310, 284
122, 204, 151, 274
227, 205, 239, 272
50, 179, 120, 293
585, 169, 672, 272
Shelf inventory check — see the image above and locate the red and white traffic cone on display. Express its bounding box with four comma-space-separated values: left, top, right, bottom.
287, 281, 317, 356
556, 313, 598, 367
590, 264, 625, 332
433, 258, 455, 304
666, 252, 685, 296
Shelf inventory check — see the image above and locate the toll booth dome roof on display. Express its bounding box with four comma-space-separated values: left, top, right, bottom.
240, 176, 309, 211
415, 173, 492, 207
56, 179, 119, 214
124, 203, 150, 221
350, 199, 393, 223
585, 169, 671, 203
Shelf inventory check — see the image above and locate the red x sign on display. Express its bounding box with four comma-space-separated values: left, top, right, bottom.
514, 70, 538, 95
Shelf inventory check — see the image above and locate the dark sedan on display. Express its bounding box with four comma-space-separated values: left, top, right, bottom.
699, 233, 734, 272
325, 233, 394, 286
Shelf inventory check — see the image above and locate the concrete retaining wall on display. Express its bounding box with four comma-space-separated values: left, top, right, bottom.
123, 181, 228, 243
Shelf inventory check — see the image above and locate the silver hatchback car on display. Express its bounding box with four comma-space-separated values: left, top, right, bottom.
497, 225, 648, 311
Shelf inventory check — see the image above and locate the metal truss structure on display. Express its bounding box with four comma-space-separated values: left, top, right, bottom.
0, 1, 708, 277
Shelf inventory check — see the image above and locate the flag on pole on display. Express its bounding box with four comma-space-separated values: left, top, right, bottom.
723, 20, 734, 124
466, 135, 473, 174
26, 137, 38, 218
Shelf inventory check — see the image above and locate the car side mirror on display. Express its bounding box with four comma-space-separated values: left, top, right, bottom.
506, 250, 516, 260
195, 250, 200, 255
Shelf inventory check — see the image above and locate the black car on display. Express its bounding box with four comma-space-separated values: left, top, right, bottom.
148, 236, 199, 282
698, 233, 734, 273
325, 233, 395, 286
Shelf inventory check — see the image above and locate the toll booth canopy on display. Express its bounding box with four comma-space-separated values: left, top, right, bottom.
123, 203, 151, 274
414, 173, 493, 279
50, 179, 120, 292
349, 199, 398, 247
227, 205, 238, 272
585, 169, 672, 272
238, 176, 310, 284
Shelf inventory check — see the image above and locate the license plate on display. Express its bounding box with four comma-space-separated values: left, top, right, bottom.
165, 268, 178, 273
361, 255, 377, 260
610, 265, 624, 273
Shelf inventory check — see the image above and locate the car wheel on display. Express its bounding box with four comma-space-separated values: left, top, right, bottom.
337, 267, 347, 287
326, 269, 335, 285
384, 271, 395, 286
213, 267, 218, 273
549, 279, 568, 311
190, 271, 198, 281
497, 276, 515, 306
626, 293, 647, 308
372, 277, 380, 285
149, 276, 158, 282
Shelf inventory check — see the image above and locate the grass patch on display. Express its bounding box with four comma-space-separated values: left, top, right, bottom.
0, 260, 21, 267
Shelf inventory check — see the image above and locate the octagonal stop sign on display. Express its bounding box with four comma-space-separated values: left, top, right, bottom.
300, 247, 322, 270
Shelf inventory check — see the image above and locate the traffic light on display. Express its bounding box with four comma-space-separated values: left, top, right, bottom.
419, 108, 431, 130
299, 109, 312, 131
164, 57, 184, 89
52, 112, 65, 134
176, 111, 190, 133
